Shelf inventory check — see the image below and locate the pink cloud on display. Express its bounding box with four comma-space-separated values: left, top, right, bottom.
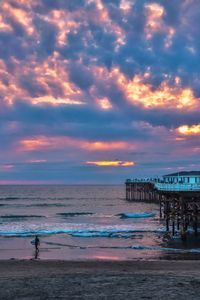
19, 136, 135, 152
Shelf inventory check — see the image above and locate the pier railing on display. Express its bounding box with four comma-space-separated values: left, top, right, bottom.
125, 179, 200, 192
154, 182, 200, 192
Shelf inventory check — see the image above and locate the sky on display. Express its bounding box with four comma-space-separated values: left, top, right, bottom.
0, 0, 200, 184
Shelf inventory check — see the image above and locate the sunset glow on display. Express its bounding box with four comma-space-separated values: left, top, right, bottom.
114, 69, 198, 110
86, 161, 135, 167
19, 137, 131, 152
97, 97, 112, 110
0, 0, 199, 183
84, 141, 130, 151
178, 125, 200, 135
28, 159, 47, 163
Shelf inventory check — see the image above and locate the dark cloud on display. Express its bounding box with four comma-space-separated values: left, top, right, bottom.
38, 0, 85, 12
0, 31, 27, 60
19, 76, 47, 97
34, 18, 58, 57
68, 63, 93, 90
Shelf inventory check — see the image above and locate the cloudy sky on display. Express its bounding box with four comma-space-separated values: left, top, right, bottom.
0, 0, 200, 184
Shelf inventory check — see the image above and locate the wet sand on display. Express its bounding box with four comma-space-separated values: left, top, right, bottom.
1, 260, 200, 299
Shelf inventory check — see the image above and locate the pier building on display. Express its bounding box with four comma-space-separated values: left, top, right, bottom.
155, 171, 200, 192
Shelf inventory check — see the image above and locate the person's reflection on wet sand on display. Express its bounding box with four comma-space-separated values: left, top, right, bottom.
34, 248, 39, 259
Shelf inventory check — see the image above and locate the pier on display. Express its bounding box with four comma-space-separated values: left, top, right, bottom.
125, 179, 161, 202
125, 171, 200, 238
159, 191, 200, 237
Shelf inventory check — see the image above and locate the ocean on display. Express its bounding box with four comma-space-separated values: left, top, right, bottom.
0, 185, 199, 260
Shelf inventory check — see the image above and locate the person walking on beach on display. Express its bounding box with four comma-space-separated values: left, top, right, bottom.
34, 235, 40, 251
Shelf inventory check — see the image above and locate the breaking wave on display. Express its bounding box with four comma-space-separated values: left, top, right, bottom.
117, 212, 156, 219
69, 232, 143, 238
0, 222, 164, 237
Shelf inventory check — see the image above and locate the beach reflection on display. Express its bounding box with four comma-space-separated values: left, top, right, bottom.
34, 249, 39, 259
92, 255, 121, 260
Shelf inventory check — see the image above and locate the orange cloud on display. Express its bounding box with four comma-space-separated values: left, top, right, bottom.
41, 10, 81, 47
94, 0, 125, 49
32, 96, 85, 106
145, 3, 164, 35
28, 52, 84, 106
20, 137, 50, 151
0, 52, 85, 107
19, 136, 133, 152
86, 161, 135, 167
122, 75, 196, 109
119, 0, 132, 14
175, 137, 186, 141
177, 124, 200, 135
144, 3, 175, 47
89, 86, 113, 110
27, 159, 47, 163
92, 66, 199, 110
97, 97, 112, 110
40, 1, 125, 50
0, 14, 12, 32
2, 2, 35, 36
0, 57, 26, 106
84, 141, 129, 151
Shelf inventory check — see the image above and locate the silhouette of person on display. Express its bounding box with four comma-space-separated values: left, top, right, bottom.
34, 235, 40, 251
34, 235, 40, 259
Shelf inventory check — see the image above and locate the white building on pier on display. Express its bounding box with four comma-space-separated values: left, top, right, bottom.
155, 171, 200, 192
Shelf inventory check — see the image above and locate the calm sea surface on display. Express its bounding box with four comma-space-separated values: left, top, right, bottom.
0, 185, 199, 260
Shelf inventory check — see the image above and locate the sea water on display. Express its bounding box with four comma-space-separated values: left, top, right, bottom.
0, 185, 199, 260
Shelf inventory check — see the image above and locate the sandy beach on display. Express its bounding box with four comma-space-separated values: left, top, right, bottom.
0, 260, 200, 299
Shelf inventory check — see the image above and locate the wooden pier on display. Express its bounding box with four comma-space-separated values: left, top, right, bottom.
160, 191, 200, 238
125, 180, 161, 202
125, 178, 200, 239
